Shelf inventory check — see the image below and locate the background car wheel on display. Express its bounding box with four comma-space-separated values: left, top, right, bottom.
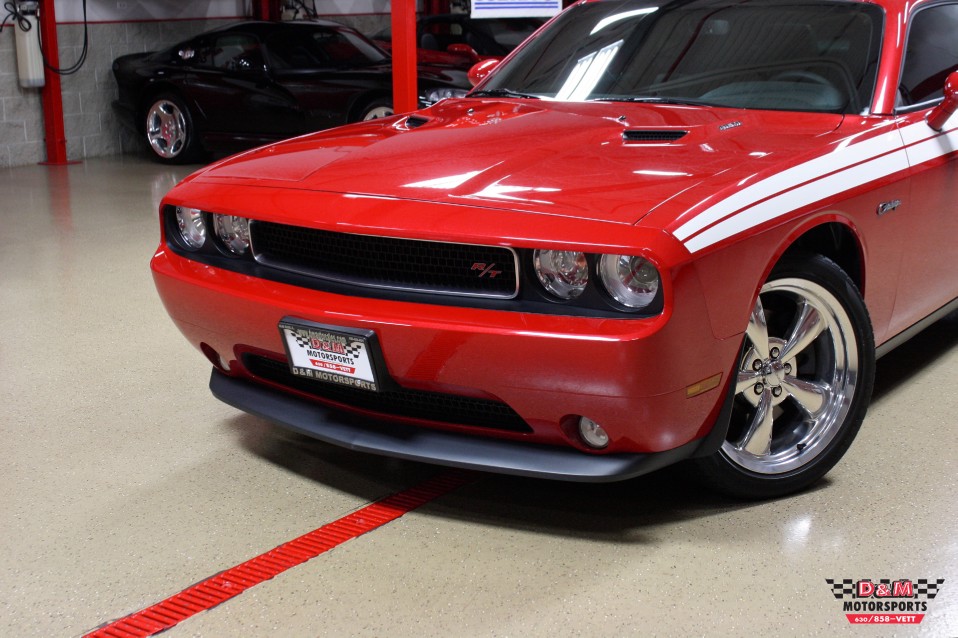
144, 94, 201, 164
694, 254, 875, 499
359, 99, 394, 121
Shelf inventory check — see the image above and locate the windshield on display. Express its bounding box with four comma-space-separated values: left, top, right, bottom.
266, 26, 389, 70
478, 0, 883, 114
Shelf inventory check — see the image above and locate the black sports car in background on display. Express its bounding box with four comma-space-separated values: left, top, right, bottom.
112, 20, 469, 163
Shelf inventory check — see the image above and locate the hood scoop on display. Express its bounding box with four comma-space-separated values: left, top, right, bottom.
403, 115, 430, 129
622, 129, 688, 143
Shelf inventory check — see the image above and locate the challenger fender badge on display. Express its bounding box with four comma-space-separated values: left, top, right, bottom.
877, 199, 902, 216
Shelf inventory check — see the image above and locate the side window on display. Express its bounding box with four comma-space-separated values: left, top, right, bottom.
900, 4, 958, 106
196, 34, 264, 72
266, 32, 330, 69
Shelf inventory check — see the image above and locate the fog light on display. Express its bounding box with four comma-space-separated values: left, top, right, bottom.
578, 416, 609, 449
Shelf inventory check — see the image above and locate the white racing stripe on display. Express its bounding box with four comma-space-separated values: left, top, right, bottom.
676, 119, 958, 253
684, 150, 909, 253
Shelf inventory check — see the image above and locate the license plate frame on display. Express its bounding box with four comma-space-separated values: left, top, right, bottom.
278, 318, 384, 393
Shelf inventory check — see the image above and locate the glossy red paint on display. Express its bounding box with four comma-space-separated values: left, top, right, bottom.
468, 59, 501, 86
152, 0, 958, 486
928, 71, 958, 131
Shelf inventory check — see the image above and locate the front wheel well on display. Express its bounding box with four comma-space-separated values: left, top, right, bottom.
780, 222, 864, 294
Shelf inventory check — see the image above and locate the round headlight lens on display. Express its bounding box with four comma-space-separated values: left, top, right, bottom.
213, 214, 250, 255
423, 87, 468, 103
174, 206, 206, 250
534, 249, 589, 300
599, 254, 660, 309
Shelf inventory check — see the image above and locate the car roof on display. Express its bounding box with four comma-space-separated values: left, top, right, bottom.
198, 19, 355, 38
578, 0, 912, 10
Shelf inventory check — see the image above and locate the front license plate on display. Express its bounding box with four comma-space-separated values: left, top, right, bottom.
279, 319, 381, 392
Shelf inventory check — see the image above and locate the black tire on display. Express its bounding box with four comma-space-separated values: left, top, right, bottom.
143, 93, 202, 164
693, 254, 875, 499
357, 98, 394, 121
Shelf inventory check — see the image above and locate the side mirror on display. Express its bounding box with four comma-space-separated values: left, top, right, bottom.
927, 70, 958, 131
468, 58, 500, 87
447, 43, 480, 63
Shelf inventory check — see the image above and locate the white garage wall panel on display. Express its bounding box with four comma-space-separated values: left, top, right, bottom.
53, 0, 248, 22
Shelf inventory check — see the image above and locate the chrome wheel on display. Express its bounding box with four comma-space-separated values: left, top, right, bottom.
723, 277, 858, 474
694, 254, 875, 498
361, 102, 394, 121
146, 98, 188, 159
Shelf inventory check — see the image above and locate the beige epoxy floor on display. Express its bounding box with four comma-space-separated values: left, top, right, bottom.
0, 156, 955, 637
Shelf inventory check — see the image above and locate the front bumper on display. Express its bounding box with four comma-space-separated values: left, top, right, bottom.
153, 245, 740, 456
211, 369, 727, 481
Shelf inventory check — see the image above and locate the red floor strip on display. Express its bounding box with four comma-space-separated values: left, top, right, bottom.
84, 471, 474, 638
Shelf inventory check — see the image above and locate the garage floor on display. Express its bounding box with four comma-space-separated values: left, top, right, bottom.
1, 157, 956, 637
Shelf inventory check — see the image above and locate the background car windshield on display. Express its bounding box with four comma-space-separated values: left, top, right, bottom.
267, 27, 388, 69
482, 0, 883, 113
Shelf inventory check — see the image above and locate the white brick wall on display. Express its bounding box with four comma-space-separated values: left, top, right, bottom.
0, 19, 223, 167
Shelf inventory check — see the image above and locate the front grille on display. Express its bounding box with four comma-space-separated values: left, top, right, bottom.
251, 222, 519, 298
244, 355, 532, 433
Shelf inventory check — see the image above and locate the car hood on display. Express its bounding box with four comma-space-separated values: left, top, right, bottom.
192, 99, 844, 226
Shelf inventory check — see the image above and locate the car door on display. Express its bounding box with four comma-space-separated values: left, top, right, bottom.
186, 32, 299, 142
892, 2, 958, 328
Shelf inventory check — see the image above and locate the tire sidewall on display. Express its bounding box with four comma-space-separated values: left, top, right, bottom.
358, 98, 394, 121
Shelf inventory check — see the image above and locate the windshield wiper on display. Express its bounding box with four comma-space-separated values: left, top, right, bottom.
591, 96, 717, 107
469, 88, 541, 100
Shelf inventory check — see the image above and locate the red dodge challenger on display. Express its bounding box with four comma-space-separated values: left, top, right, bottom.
152, 0, 958, 498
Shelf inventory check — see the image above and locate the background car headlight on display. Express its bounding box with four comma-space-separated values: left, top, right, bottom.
534, 249, 589, 300
174, 206, 206, 250
599, 254, 660, 309
422, 87, 469, 104
213, 214, 250, 255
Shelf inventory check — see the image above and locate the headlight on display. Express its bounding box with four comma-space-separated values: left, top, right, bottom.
213, 214, 250, 255
422, 87, 469, 104
174, 206, 206, 250
534, 249, 589, 300
599, 254, 660, 309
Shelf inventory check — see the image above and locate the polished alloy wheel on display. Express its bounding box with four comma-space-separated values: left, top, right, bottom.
723, 277, 858, 474
694, 255, 875, 498
362, 105, 394, 120
146, 99, 187, 159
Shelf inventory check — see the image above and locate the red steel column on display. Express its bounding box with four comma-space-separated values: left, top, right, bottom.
38, 0, 70, 165
390, 0, 418, 114
252, 0, 278, 20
